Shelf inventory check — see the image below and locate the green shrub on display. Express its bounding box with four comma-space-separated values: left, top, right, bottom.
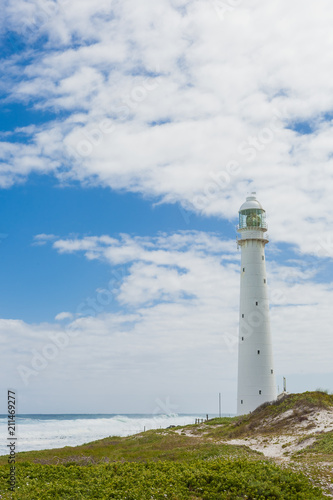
0, 458, 325, 499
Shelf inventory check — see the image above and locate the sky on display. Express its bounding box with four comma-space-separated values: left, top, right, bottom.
0, 0, 333, 415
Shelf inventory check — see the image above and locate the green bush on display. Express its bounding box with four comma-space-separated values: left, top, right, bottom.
0, 458, 325, 499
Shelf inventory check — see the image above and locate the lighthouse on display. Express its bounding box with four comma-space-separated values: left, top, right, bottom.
237, 193, 276, 415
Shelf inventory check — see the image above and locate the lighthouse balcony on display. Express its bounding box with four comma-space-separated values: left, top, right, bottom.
237, 221, 268, 231
237, 232, 269, 246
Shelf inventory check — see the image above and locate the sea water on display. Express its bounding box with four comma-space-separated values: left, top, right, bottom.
0, 414, 212, 456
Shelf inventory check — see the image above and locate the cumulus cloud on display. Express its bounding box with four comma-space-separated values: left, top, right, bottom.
1, 0, 333, 253
1, 1, 333, 411
49, 232, 333, 378
1, 230, 331, 412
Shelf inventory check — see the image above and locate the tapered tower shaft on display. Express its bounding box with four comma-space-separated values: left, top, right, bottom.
237, 193, 276, 415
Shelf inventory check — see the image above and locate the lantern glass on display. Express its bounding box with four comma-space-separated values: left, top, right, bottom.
239, 209, 266, 229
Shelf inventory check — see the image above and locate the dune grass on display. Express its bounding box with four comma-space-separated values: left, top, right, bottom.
0, 430, 260, 466
198, 391, 333, 439
293, 430, 333, 463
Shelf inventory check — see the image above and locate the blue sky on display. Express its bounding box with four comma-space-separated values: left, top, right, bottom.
0, 0, 333, 414
0, 176, 233, 322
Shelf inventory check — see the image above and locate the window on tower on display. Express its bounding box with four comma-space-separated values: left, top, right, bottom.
256, 301, 258, 306
262, 256, 264, 260
271, 369, 273, 374
242, 314, 244, 318
264, 279, 266, 283
259, 390, 262, 395
243, 267, 245, 272
241, 337, 244, 341
257, 350, 260, 354
241, 400, 243, 404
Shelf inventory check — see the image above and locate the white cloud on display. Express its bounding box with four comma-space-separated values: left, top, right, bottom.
1, 0, 333, 253
1, 230, 331, 413
55, 311, 74, 321
33, 234, 58, 245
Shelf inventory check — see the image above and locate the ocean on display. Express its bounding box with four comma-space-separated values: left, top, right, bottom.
0, 413, 214, 456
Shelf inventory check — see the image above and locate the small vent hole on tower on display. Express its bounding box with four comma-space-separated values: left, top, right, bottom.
242, 314, 244, 318
271, 369, 273, 374
259, 390, 262, 395
241, 400, 243, 404
243, 267, 245, 272
257, 350, 260, 354
241, 337, 244, 341
262, 256, 264, 260
264, 279, 266, 284
255, 301, 258, 306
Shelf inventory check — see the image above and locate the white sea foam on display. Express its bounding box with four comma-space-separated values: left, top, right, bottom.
0, 414, 206, 456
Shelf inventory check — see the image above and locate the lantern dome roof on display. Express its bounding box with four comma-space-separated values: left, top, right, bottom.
239, 192, 264, 212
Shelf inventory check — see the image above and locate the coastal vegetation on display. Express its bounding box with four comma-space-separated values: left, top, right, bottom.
0, 391, 332, 499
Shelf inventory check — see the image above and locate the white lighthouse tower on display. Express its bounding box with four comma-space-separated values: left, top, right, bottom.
237, 193, 276, 415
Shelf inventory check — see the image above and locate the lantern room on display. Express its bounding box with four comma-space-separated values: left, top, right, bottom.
238, 192, 267, 231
